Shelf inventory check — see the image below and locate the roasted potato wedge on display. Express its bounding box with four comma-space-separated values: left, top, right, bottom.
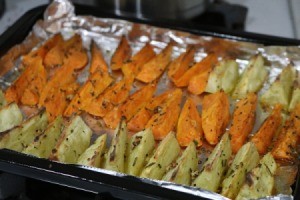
111, 36, 132, 70
232, 55, 267, 99
176, 97, 204, 147
229, 93, 257, 153
125, 129, 155, 176
260, 65, 296, 111
251, 104, 282, 154
236, 153, 277, 200
104, 120, 127, 173
50, 116, 92, 164
0, 103, 23, 133
272, 103, 300, 161
0, 112, 48, 152
289, 80, 300, 112
221, 142, 260, 199
23, 116, 63, 158
136, 43, 173, 83
77, 134, 107, 167
145, 89, 182, 140
192, 133, 232, 192
140, 132, 180, 180
202, 91, 230, 145
163, 141, 198, 185
205, 59, 239, 94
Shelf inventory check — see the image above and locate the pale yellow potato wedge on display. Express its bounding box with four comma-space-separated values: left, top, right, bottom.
163, 141, 198, 185
0, 112, 48, 151
236, 153, 277, 200
0, 103, 23, 132
23, 116, 63, 158
205, 60, 239, 94
192, 133, 232, 192
125, 128, 155, 176
104, 120, 127, 173
221, 142, 260, 199
232, 55, 268, 99
260, 65, 296, 111
77, 134, 107, 167
50, 116, 92, 164
140, 132, 180, 180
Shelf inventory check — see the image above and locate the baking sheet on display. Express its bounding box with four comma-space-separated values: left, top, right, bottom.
0, 0, 299, 199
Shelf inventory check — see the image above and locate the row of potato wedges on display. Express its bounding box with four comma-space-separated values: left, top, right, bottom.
2, 34, 300, 156
4, 34, 300, 129
0, 101, 277, 200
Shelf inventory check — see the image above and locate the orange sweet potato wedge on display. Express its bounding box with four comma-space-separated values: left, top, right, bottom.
177, 97, 204, 147
187, 64, 213, 95
136, 43, 173, 83
127, 108, 152, 132
44, 90, 68, 122
83, 94, 114, 117
89, 41, 108, 74
229, 93, 257, 153
111, 36, 132, 70
39, 65, 77, 106
272, 103, 300, 161
146, 88, 182, 140
251, 104, 282, 154
122, 43, 156, 77
145, 90, 173, 112
44, 34, 88, 70
6, 57, 47, 105
173, 54, 218, 87
64, 71, 113, 117
202, 91, 230, 145
84, 74, 134, 117
168, 47, 195, 81
20, 58, 47, 106
103, 74, 134, 106
120, 82, 156, 121
23, 34, 63, 67
103, 106, 122, 129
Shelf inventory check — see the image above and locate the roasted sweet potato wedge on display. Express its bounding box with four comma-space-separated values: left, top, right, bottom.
168, 47, 195, 81
84, 74, 134, 117
188, 67, 213, 95
176, 97, 204, 147
111, 36, 132, 70
89, 41, 109, 74
145, 90, 173, 112
251, 104, 282, 154
173, 54, 218, 87
202, 91, 230, 145
229, 93, 257, 153
146, 89, 182, 140
44, 34, 88, 70
136, 43, 173, 83
120, 82, 156, 121
127, 108, 152, 132
103, 106, 122, 129
23, 34, 63, 67
64, 71, 113, 117
272, 103, 300, 161
6, 57, 47, 105
122, 43, 156, 77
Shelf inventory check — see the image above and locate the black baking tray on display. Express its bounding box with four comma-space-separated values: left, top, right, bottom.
0, 3, 300, 200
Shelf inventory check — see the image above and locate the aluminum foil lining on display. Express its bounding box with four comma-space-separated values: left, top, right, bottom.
1, 0, 299, 199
